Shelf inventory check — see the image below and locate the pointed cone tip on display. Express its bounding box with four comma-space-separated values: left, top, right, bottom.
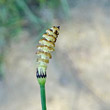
57, 26, 60, 29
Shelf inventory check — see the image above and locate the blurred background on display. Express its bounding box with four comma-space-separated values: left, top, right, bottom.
0, 0, 110, 110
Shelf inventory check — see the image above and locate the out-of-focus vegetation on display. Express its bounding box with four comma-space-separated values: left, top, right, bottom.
0, 0, 70, 78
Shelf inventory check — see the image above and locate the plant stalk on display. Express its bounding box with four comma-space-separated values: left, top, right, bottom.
40, 84, 46, 110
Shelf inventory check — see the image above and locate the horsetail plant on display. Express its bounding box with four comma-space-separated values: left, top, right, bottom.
36, 26, 60, 110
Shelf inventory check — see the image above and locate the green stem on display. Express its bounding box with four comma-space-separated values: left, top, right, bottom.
40, 84, 46, 110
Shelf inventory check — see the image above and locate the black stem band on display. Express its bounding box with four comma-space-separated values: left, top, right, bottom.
36, 69, 47, 78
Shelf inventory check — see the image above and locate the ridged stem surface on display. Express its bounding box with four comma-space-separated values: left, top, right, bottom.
40, 84, 46, 110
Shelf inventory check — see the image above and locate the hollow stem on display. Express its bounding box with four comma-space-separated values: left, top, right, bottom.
40, 84, 46, 110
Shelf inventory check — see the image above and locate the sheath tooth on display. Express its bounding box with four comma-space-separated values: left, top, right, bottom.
36, 51, 52, 59
37, 58, 49, 63
39, 39, 55, 48
42, 33, 56, 42
46, 29, 57, 38
37, 45, 55, 52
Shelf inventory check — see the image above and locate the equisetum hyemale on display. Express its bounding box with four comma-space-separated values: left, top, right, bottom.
36, 26, 60, 110
36, 26, 60, 85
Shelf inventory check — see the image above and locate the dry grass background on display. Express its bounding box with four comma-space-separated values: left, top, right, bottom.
0, 1, 110, 110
